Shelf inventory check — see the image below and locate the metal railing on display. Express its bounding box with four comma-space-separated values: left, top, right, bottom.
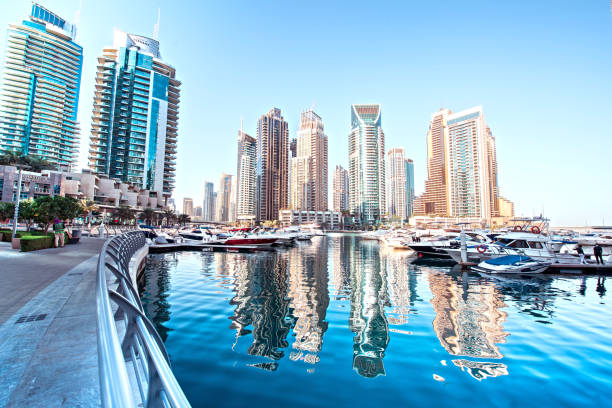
96, 231, 191, 407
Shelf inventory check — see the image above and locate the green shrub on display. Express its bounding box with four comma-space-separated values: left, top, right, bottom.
19, 235, 54, 252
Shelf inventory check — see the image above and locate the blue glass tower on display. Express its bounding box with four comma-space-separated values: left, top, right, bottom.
0, 3, 83, 169
89, 29, 180, 195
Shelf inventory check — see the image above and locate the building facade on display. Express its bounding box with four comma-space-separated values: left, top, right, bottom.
405, 158, 414, 217
0, 165, 167, 209
88, 29, 180, 196
236, 130, 256, 223
203, 180, 215, 221
414, 109, 451, 216
257, 108, 288, 222
216, 173, 233, 222
290, 110, 328, 211
348, 104, 385, 225
333, 165, 349, 212
415, 106, 506, 221
386, 148, 408, 221
279, 209, 342, 229
0, 3, 83, 169
183, 197, 193, 216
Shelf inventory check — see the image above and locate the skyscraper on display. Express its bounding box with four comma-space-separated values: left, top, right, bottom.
183, 197, 193, 216
88, 29, 180, 196
290, 110, 328, 211
446, 106, 496, 219
236, 130, 256, 223
405, 158, 414, 217
386, 148, 408, 221
216, 173, 233, 222
203, 181, 215, 221
348, 104, 385, 225
415, 106, 503, 220
0, 3, 83, 169
414, 108, 451, 216
257, 108, 288, 222
333, 165, 349, 212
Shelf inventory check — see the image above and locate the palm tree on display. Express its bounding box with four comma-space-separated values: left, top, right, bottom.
80, 199, 98, 227
116, 206, 135, 225
139, 208, 155, 225
162, 209, 176, 225
177, 213, 190, 226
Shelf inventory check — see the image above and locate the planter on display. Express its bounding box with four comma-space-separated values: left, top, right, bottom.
11, 237, 20, 250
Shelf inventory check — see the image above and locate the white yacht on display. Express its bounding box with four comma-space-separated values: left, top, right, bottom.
472, 255, 551, 275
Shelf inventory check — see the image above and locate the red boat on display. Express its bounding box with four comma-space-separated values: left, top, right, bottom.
219, 236, 278, 247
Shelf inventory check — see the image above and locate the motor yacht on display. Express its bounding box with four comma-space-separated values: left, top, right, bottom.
472, 255, 551, 275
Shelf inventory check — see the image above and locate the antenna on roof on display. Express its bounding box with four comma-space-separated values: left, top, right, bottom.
310, 100, 315, 111
153, 8, 160, 40
240, 117, 244, 133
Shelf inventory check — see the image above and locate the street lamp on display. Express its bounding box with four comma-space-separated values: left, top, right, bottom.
11, 164, 29, 239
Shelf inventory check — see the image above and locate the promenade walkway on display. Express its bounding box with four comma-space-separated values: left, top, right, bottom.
0, 237, 105, 407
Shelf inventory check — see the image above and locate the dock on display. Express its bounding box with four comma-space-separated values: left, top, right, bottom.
149, 242, 275, 254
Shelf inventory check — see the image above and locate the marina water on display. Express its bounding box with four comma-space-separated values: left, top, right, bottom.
139, 234, 611, 407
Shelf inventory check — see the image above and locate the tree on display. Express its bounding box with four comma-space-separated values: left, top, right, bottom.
162, 209, 176, 225
0, 151, 54, 171
32, 196, 81, 233
0, 202, 15, 225
177, 213, 190, 226
116, 206, 135, 225
18, 200, 36, 231
139, 208, 155, 225
80, 199, 98, 226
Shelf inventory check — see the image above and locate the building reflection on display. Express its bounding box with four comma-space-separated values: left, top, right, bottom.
331, 234, 353, 300
349, 240, 390, 378
381, 247, 419, 326
139, 253, 176, 342
229, 253, 292, 363
428, 272, 509, 380
287, 237, 330, 368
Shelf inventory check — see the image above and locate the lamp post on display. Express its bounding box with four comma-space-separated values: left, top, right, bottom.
11, 165, 26, 239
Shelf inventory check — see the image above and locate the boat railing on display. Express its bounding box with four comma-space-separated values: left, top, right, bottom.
96, 230, 191, 407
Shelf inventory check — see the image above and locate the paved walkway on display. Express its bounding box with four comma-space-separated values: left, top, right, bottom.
0, 237, 106, 407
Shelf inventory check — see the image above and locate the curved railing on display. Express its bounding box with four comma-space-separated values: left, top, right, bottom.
96, 231, 191, 407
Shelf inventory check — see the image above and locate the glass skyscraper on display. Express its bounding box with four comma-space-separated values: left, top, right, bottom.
88, 29, 180, 195
0, 3, 83, 169
348, 104, 385, 225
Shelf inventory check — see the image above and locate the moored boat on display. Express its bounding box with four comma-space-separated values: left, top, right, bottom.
472, 255, 551, 274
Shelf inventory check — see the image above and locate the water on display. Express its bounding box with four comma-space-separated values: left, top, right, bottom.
139, 235, 612, 407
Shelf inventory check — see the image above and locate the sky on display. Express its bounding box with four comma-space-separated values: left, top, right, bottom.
1, 0, 611, 226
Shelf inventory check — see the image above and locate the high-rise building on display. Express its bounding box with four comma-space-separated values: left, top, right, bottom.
257, 108, 288, 222
386, 148, 408, 221
289, 138, 297, 158
88, 29, 180, 196
0, 3, 83, 169
203, 181, 215, 221
194, 206, 203, 218
183, 197, 193, 216
290, 110, 328, 211
348, 104, 385, 225
405, 158, 414, 217
415, 106, 504, 220
236, 130, 256, 223
333, 165, 349, 212
216, 173, 233, 222
414, 108, 451, 216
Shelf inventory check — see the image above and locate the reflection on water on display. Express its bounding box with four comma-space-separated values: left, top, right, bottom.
139, 235, 611, 407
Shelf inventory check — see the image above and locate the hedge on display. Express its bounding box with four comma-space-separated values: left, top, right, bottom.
0, 230, 54, 242
20, 235, 54, 252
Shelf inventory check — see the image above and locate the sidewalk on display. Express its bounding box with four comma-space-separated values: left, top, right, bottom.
0, 237, 106, 407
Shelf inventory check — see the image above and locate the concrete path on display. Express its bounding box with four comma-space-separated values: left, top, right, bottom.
0, 237, 106, 407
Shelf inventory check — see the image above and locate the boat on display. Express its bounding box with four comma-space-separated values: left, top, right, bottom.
472, 255, 551, 274
361, 230, 387, 241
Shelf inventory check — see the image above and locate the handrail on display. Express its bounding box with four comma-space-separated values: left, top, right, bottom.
96, 231, 191, 407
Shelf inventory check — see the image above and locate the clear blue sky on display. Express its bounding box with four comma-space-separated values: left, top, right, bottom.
2, 0, 611, 226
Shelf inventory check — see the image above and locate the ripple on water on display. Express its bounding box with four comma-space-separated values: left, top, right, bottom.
140, 237, 612, 408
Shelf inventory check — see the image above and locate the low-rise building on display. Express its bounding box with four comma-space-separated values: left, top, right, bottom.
0, 165, 167, 210
279, 209, 342, 229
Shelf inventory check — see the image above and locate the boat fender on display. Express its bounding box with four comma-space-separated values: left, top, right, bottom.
477, 244, 488, 254
531, 226, 541, 234
513, 225, 523, 231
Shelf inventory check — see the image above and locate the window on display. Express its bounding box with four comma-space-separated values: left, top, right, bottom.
509, 240, 529, 248
528, 241, 543, 249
